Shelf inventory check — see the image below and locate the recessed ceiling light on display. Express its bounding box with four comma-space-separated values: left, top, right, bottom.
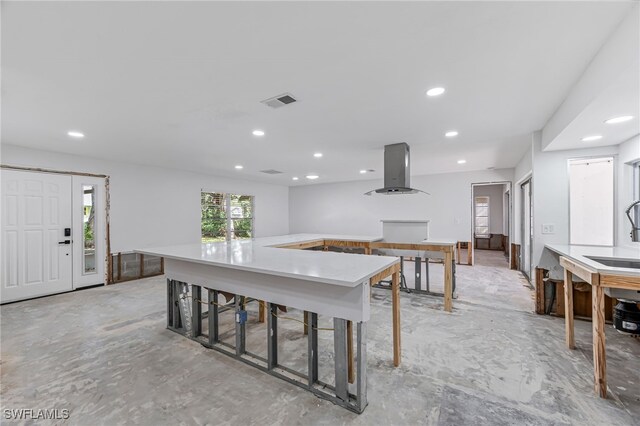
604, 116, 633, 124
306, 175, 319, 180
313, 153, 323, 158
252, 129, 265, 136
445, 131, 459, 137
360, 170, 367, 174
292, 177, 299, 181
581, 135, 602, 142
67, 131, 84, 138
457, 159, 466, 164
235, 165, 243, 169
426, 87, 445, 97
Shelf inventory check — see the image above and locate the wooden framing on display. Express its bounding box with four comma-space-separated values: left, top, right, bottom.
274, 239, 326, 250
510, 243, 520, 270
455, 241, 473, 266
559, 256, 640, 399
535, 268, 546, 314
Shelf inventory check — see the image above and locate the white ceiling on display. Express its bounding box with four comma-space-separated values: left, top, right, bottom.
545, 62, 640, 151
1, 1, 635, 185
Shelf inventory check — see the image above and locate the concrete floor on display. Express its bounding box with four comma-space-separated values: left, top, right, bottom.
1, 255, 639, 425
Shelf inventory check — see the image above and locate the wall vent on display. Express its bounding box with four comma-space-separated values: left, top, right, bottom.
260, 169, 284, 175
260, 93, 298, 109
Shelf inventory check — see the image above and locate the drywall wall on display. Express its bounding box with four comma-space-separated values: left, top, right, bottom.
1, 145, 289, 252
531, 139, 618, 268
289, 168, 514, 242
618, 135, 640, 247
511, 134, 534, 246
472, 184, 505, 235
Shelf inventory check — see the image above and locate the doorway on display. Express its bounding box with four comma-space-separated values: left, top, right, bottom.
1, 169, 107, 303
471, 181, 512, 268
520, 179, 533, 281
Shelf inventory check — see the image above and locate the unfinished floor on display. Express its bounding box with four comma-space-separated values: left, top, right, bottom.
1, 253, 638, 425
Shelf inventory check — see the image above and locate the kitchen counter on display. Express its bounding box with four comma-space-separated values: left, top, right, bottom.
546, 243, 640, 400
137, 234, 391, 288
544, 244, 640, 277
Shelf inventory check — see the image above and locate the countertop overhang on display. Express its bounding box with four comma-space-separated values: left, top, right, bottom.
544, 244, 640, 277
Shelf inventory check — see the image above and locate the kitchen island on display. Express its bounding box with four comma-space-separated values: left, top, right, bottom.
544, 244, 640, 398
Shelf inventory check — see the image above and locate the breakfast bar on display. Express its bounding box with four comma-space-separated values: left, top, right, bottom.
545, 244, 640, 398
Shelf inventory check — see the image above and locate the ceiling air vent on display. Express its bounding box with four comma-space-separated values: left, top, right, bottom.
260, 169, 284, 175
260, 93, 298, 109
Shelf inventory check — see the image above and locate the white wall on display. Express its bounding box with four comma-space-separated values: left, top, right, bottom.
618, 135, 640, 247
531, 139, 618, 267
472, 184, 505, 235
512, 134, 534, 245
1, 145, 290, 252
289, 168, 514, 242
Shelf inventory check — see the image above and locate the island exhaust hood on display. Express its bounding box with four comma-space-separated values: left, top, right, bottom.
364, 143, 429, 196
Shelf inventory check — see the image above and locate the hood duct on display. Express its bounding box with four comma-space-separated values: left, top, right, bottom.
364, 143, 429, 196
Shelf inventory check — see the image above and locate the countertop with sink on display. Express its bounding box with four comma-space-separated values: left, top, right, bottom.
542, 244, 640, 279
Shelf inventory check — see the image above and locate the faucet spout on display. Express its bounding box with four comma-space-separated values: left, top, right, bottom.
626, 200, 640, 242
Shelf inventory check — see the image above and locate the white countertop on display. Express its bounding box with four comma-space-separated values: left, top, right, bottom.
381, 219, 429, 223
422, 238, 457, 246
545, 244, 640, 277
136, 234, 395, 287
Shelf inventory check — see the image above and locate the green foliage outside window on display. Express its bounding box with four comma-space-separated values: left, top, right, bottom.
201, 192, 253, 242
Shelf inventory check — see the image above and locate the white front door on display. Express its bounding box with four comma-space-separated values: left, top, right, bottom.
1, 170, 73, 303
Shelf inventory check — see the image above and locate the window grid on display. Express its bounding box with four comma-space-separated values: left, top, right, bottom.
475, 196, 490, 238
201, 192, 254, 242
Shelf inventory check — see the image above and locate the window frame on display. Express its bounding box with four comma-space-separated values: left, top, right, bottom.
567, 155, 616, 247
201, 191, 255, 242
633, 161, 640, 232
474, 195, 490, 239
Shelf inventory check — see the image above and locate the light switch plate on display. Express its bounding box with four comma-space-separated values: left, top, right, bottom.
542, 224, 555, 234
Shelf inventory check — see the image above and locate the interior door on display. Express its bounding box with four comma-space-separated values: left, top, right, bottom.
1, 170, 73, 303
521, 180, 532, 280
72, 176, 106, 287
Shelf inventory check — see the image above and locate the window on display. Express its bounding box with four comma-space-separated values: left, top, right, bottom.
201, 192, 254, 242
569, 157, 614, 246
475, 196, 490, 238
634, 161, 640, 233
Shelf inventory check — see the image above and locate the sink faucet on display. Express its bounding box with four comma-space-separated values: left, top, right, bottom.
626, 200, 640, 242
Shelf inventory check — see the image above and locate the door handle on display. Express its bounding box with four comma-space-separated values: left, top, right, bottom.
58, 240, 71, 245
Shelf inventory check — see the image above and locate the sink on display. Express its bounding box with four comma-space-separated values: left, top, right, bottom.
585, 256, 640, 269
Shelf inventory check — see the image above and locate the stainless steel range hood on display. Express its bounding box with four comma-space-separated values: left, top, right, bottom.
364, 143, 429, 196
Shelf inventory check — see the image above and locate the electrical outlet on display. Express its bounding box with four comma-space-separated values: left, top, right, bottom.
542, 224, 555, 234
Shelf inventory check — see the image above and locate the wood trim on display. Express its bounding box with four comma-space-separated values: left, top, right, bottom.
599, 274, 640, 290
0, 164, 108, 178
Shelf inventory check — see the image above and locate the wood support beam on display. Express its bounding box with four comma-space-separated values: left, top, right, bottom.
563, 268, 575, 349
592, 277, 607, 398
391, 270, 401, 367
